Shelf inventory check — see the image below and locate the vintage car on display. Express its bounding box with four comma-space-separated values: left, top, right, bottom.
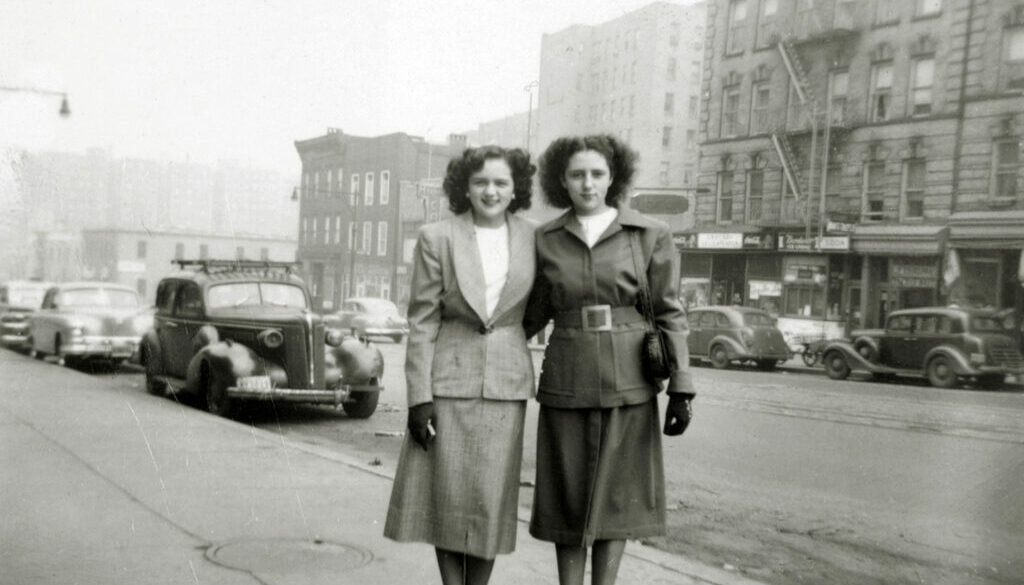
324, 297, 409, 343
0, 280, 53, 350
821, 307, 1024, 389
687, 306, 791, 370
140, 259, 384, 418
27, 281, 149, 367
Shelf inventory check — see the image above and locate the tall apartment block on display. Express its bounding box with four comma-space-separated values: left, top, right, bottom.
537, 2, 707, 192
692, 0, 1024, 340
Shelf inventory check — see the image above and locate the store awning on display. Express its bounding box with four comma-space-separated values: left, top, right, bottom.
948, 210, 1024, 248
851, 224, 948, 256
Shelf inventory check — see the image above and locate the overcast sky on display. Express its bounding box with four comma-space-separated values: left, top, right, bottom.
1, 0, 698, 175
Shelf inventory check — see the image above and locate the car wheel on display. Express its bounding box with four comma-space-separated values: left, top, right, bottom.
141, 343, 165, 396
756, 359, 777, 371
926, 355, 958, 389
203, 366, 235, 417
390, 334, 404, 344
709, 345, 730, 369
823, 351, 850, 380
342, 378, 379, 418
54, 336, 78, 368
975, 374, 1004, 390
27, 336, 43, 360
801, 350, 819, 367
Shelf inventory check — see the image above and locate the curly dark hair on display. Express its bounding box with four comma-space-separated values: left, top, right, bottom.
538, 134, 638, 209
443, 145, 535, 215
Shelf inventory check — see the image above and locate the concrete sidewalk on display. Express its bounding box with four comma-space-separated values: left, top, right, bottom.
0, 349, 764, 585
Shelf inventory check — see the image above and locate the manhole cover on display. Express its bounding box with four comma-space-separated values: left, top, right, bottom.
207, 538, 373, 573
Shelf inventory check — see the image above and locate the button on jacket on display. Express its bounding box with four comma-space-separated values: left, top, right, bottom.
525, 207, 694, 409
405, 212, 537, 407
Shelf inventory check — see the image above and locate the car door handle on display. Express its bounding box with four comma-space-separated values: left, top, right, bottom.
163, 322, 179, 329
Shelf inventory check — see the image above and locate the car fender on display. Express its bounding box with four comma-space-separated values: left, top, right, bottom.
329, 336, 384, 385
186, 340, 287, 393
707, 335, 746, 359
922, 345, 975, 375
822, 340, 889, 372
140, 329, 161, 369
852, 336, 879, 360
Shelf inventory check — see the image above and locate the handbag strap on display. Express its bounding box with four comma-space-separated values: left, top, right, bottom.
628, 230, 657, 332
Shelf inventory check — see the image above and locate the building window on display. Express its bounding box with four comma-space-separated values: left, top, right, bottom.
916, 0, 941, 17
726, 0, 748, 55
870, 62, 893, 122
756, 0, 778, 48
910, 58, 934, 115
364, 172, 375, 205
689, 95, 698, 119
824, 165, 842, 203
377, 221, 388, 256
348, 223, 356, 251
902, 159, 926, 219
659, 161, 670, 185
326, 169, 333, 196
1003, 26, 1024, 88
174, 242, 184, 259
875, 0, 899, 24
335, 215, 342, 244
993, 139, 1020, 200
662, 126, 673, 148
137, 278, 147, 298
687, 129, 696, 150
380, 170, 390, 205
350, 174, 360, 205
787, 83, 805, 129
336, 168, 344, 197
199, 244, 208, 259
717, 171, 734, 223
669, 21, 680, 46
829, 70, 848, 124
313, 171, 320, 198
135, 241, 145, 259
236, 246, 245, 260
629, 95, 635, 117
863, 161, 886, 221
302, 172, 309, 199
324, 214, 331, 245
362, 220, 372, 253
746, 169, 764, 222
302, 217, 308, 244
721, 86, 740, 137
664, 93, 674, 116
260, 247, 269, 260
750, 84, 770, 134
666, 57, 677, 81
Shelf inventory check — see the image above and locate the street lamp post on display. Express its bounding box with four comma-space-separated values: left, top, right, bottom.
0, 86, 71, 117
524, 81, 538, 151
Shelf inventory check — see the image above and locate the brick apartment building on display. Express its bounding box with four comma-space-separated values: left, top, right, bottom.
293, 129, 460, 312
693, 0, 1023, 341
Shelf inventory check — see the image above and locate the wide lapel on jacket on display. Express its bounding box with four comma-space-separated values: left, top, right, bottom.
489, 214, 535, 322
451, 213, 489, 324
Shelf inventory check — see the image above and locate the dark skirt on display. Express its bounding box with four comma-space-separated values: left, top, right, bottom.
529, 399, 666, 546
384, 397, 526, 559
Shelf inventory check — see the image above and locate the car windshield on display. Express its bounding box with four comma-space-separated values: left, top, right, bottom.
970, 316, 1004, 333
743, 312, 774, 327
207, 282, 307, 309
60, 288, 139, 309
7, 287, 47, 307
352, 299, 401, 316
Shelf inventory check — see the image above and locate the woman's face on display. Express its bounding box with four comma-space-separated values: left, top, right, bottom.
562, 149, 613, 217
467, 157, 514, 227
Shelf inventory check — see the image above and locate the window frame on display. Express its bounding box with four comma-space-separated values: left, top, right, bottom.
991, 138, 1021, 201
901, 158, 927, 220
379, 170, 390, 205
746, 168, 764, 223
717, 171, 735, 223
862, 161, 887, 221
721, 85, 741, 138
750, 83, 770, 134
870, 62, 894, 122
910, 57, 934, 116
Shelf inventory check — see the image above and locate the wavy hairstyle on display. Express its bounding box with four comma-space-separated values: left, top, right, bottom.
538, 134, 638, 209
443, 145, 535, 215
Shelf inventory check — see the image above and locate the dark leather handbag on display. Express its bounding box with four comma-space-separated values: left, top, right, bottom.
629, 230, 671, 382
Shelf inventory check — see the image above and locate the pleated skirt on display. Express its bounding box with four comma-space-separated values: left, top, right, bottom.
384, 397, 527, 559
529, 399, 666, 546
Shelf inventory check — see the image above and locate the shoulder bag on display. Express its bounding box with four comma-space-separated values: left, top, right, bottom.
629, 230, 671, 382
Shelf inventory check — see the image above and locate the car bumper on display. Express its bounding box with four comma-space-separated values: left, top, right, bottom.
970, 364, 1024, 375
62, 336, 141, 359
1, 332, 29, 347
227, 382, 382, 407
361, 327, 408, 337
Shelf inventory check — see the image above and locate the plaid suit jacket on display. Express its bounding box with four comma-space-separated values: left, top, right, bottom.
404, 212, 537, 407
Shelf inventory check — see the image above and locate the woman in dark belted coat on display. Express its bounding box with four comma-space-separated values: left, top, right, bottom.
524, 135, 696, 585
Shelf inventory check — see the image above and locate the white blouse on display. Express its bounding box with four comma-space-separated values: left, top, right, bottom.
578, 207, 619, 248
475, 222, 509, 319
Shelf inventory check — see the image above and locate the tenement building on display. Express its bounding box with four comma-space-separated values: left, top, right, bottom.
293, 129, 459, 312
694, 0, 1024, 341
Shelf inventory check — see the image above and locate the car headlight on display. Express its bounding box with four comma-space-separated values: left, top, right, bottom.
257, 328, 284, 349
69, 325, 85, 337
325, 329, 345, 347
740, 328, 754, 346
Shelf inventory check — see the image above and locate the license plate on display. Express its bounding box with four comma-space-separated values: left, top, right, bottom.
237, 375, 273, 392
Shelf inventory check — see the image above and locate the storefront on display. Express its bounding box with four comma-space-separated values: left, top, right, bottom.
676, 230, 778, 312
773, 232, 851, 342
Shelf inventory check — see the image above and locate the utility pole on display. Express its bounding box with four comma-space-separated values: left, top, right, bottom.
524, 81, 539, 151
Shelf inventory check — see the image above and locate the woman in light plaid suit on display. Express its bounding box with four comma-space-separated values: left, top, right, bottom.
384, 145, 537, 585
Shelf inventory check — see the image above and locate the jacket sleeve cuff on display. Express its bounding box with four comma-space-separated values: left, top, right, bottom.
666, 369, 696, 396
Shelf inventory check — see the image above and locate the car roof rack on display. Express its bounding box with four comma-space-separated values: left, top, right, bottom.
172, 259, 299, 275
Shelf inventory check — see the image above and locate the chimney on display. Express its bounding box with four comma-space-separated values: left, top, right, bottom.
448, 133, 468, 152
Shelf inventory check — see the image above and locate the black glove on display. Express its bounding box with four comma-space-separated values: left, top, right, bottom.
664, 393, 693, 436
407, 402, 436, 451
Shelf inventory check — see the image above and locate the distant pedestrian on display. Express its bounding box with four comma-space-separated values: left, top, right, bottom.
384, 145, 537, 585
524, 134, 696, 585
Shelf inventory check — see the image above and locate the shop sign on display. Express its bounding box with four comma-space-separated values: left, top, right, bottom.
826, 220, 855, 234
891, 260, 938, 289
742, 233, 776, 250
783, 264, 826, 284
675, 232, 774, 250
674, 234, 699, 248
748, 280, 782, 299
697, 233, 744, 249
778, 234, 817, 251
817, 236, 850, 251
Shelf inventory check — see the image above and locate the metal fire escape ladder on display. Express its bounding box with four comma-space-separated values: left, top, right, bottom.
771, 134, 804, 202
774, 36, 818, 223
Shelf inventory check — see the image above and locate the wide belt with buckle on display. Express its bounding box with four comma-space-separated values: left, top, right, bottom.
553, 305, 645, 332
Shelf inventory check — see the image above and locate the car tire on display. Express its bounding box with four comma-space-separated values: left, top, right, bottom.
142, 343, 165, 397
203, 366, 236, 418
824, 351, 851, 380
54, 336, 78, 368
926, 355, 958, 389
343, 391, 379, 419
709, 345, 730, 369
756, 359, 777, 371
27, 336, 43, 360
975, 374, 1004, 390
390, 335, 404, 344
801, 350, 819, 367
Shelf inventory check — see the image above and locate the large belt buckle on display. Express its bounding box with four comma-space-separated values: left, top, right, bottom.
580, 305, 613, 332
